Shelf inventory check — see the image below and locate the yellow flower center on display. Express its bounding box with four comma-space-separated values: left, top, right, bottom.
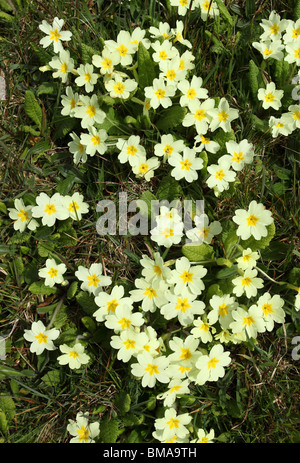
49, 29, 61, 42
70, 98, 76, 109
87, 274, 100, 287
270, 24, 279, 35
145, 363, 159, 375
265, 92, 275, 103
78, 143, 84, 153
77, 426, 89, 443
102, 57, 112, 69
154, 265, 162, 275
198, 437, 209, 443
48, 267, 58, 278
84, 73, 92, 82
276, 122, 284, 128
116, 44, 128, 57
166, 418, 180, 430
86, 105, 96, 117
158, 50, 168, 60
69, 201, 79, 213
163, 144, 174, 156
180, 159, 192, 171
91, 135, 101, 145
180, 347, 192, 360
292, 110, 300, 120
180, 270, 194, 283
241, 277, 252, 287
294, 48, 300, 59
60, 62, 68, 73
107, 299, 118, 312
218, 303, 229, 317
194, 109, 206, 121
113, 82, 125, 95
126, 145, 137, 156
218, 110, 229, 122
200, 135, 210, 144
246, 214, 259, 226
170, 385, 181, 394
215, 169, 225, 180
69, 350, 79, 358
264, 48, 273, 56
139, 163, 149, 174
179, 59, 185, 70
144, 287, 157, 299
118, 317, 131, 330
243, 254, 250, 261
232, 152, 244, 163
17, 209, 29, 222
162, 227, 174, 238
35, 332, 48, 344
242, 316, 255, 326
166, 69, 176, 81
44, 204, 56, 215
208, 357, 219, 369
292, 28, 300, 38
262, 303, 274, 316
200, 322, 210, 332
175, 297, 191, 313
155, 88, 166, 99
123, 339, 136, 350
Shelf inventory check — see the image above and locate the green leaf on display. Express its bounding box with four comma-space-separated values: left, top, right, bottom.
240, 222, 276, 252
24, 90, 43, 129
41, 370, 61, 387
0, 365, 35, 379
67, 281, 78, 299
114, 390, 131, 415
136, 190, 157, 218
0, 410, 7, 434
0, 395, 15, 422
81, 43, 100, 64
100, 415, 119, 443
221, 220, 238, 255
0, 0, 13, 12
30, 42, 52, 65
294, 0, 300, 20
249, 60, 259, 99
55, 174, 76, 195
251, 114, 269, 133
76, 291, 98, 316
156, 105, 187, 131
156, 175, 183, 202
28, 280, 58, 296
37, 82, 59, 96
0, 11, 13, 22
182, 242, 214, 262
215, 0, 234, 26
37, 240, 55, 258
81, 316, 97, 333
137, 42, 156, 89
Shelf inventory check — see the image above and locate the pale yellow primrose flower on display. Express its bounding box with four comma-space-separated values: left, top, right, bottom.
68, 132, 88, 164
177, 75, 209, 107
154, 134, 185, 162
38, 258, 67, 288
104, 74, 137, 99
170, 0, 195, 16
73, 94, 106, 129
8, 198, 39, 232
157, 378, 190, 407
31, 192, 69, 227
232, 200, 273, 240
160, 287, 206, 326
39, 17, 72, 53
94, 285, 133, 322
75, 263, 112, 295
74, 63, 98, 93
186, 213, 222, 245
252, 38, 284, 60
92, 47, 120, 75
259, 10, 288, 42
105, 303, 145, 333
131, 352, 170, 388
198, 0, 220, 22
194, 343, 231, 385
57, 343, 90, 370
258, 82, 284, 110
284, 38, 300, 66
110, 328, 149, 363
229, 305, 266, 339
168, 147, 204, 182
49, 49, 74, 83
116, 135, 146, 167
223, 139, 254, 172
256, 292, 285, 331
23, 320, 59, 355
232, 268, 264, 299
104, 30, 137, 67
269, 113, 295, 137
61, 86, 79, 117
206, 156, 237, 193
288, 104, 300, 129
283, 19, 300, 44
236, 248, 259, 271
132, 156, 160, 182
166, 256, 207, 295
190, 428, 215, 443
144, 78, 176, 109
80, 127, 108, 156
67, 412, 100, 443
63, 192, 89, 221
153, 408, 192, 442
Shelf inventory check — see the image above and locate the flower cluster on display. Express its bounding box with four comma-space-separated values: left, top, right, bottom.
252, 11, 300, 137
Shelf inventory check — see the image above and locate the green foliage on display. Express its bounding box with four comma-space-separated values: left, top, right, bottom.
99, 415, 119, 443
137, 42, 156, 89
182, 242, 214, 262
155, 105, 187, 131
24, 90, 43, 129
